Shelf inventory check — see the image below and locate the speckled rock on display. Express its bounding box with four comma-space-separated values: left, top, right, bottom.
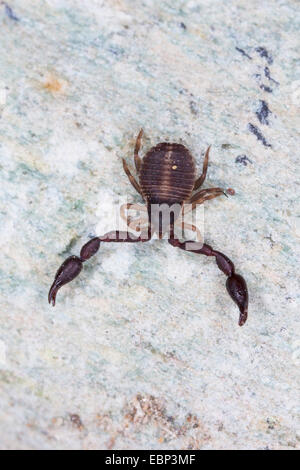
0, 0, 299, 450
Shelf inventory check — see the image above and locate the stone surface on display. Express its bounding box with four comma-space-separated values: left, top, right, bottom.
0, 0, 299, 450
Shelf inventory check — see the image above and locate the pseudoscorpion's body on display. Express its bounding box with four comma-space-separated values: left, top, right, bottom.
139, 143, 196, 205
49, 129, 249, 326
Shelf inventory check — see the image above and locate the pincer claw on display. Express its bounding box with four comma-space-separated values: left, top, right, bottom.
48, 256, 83, 306
226, 273, 249, 326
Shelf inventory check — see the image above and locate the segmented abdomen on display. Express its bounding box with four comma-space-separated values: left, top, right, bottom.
139, 143, 196, 204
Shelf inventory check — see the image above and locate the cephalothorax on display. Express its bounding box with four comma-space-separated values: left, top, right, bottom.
49, 130, 248, 326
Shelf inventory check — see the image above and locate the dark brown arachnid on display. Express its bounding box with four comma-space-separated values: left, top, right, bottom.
49, 130, 248, 326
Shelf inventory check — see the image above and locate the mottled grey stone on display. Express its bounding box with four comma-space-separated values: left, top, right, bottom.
0, 0, 299, 450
